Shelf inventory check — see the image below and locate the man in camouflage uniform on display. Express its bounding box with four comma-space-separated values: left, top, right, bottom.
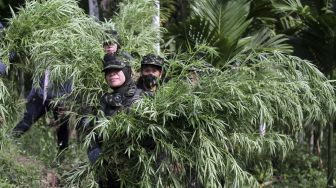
137, 53, 165, 96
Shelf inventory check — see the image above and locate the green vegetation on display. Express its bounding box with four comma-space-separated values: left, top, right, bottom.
0, 0, 335, 187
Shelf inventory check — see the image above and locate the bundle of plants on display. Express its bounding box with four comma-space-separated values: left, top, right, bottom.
0, 0, 113, 109
75, 51, 336, 187
0, 0, 161, 110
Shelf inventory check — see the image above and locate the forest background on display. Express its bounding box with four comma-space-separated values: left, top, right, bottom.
0, 0, 336, 187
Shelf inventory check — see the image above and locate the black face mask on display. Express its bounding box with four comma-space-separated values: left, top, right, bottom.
140, 74, 158, 91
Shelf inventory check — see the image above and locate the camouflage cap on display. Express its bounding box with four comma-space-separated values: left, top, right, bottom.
141, 54, 164, 68
102, 54, 128, 72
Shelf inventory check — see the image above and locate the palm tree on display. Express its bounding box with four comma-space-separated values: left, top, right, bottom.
164, 0, 292, 67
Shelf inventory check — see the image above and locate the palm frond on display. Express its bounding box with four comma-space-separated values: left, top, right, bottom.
166, 0, 252, 65
237, 28, 292, 54
299, 13, 336, 76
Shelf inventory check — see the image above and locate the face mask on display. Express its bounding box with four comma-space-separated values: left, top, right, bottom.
140, 74, 158, 91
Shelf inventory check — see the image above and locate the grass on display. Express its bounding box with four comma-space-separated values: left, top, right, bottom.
0, 110, 90, 187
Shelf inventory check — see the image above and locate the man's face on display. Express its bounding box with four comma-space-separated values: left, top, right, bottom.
141, 65, 162, 78
104, 43, 118, 54
105, 69, 126, 88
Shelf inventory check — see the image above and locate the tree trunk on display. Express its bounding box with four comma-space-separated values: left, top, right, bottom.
309, 129, 314, 153
327, 122, 334, 187
153, 0, 160, 54
313, 128, 323, 167
177, 0, 189, 21
88, 0, 99, 19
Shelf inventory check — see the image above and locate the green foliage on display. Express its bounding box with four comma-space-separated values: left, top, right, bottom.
0, 99, 90, 187
299, 13, 336, 76
0, 0, 4, 8
0, 1, 109, 186
0, 93, 43, 187
165, 0, 292, 66
167, 0, 251, 61
0, 78, 8, 123
112, 0, 159, 56
0, 0, 112, 109
192, 0, 252, 61
67, 50, 336, 187
0, 135, 43, 187
0, 0, 163, 110
159, 0, 178, 25
248, 0, 277, 30
264, 0, 336, 76
273, 143, 327, 187
0, 0, 335, 187
0, 125, 92, 187
237, 28, 292, 54
64, 162, 97, 188
0, 80, 22, 151
229, 52, 335, 128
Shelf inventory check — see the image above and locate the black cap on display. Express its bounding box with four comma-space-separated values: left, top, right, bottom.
141, 54, 164, 68
102, 54, 127, 72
